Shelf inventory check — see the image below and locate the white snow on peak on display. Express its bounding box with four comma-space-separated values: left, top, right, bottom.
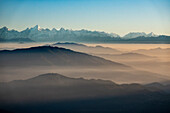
123, 32, 158, 39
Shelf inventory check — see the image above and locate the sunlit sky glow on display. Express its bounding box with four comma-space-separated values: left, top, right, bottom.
0, 0, 170, 36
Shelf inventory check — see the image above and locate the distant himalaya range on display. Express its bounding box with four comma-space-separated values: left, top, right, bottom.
0, 25, 170, 43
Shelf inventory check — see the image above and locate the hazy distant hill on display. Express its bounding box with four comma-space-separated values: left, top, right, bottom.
116, 52, 153, 58
0, 73, 170, 113
53, 42, 121, 54
96, 52, 154, 61
0, 25, 170, 43
94, 52, 155, 67
133, 47, 170, 56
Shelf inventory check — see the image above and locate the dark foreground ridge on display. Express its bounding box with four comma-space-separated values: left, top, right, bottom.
0, 73, 170, 113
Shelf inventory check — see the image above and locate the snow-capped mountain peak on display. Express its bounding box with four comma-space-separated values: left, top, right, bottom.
60, 27, 65, 31
30, 25, 42, 31
110, 33, 120, 38
123, 32, 158, 39
52, 28, 57, 31
1, 26, 8, 31
147, 32, 158, 37
123, 32, 147, 39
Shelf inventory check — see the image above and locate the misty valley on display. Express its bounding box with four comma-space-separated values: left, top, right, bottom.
0, 42, 170, 113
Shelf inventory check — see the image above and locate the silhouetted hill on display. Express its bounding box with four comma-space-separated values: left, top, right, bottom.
0, 46, 128, 68
0, 73, 167, 102
0, 73, 143, 102
0, 73, 170, 113
54, 42, 85, 46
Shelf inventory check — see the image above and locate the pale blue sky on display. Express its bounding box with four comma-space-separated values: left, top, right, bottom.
0, 0, 170, 36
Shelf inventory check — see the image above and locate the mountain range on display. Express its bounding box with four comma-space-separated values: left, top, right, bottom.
0, 73, 170, 113
123, 32, 158, 39
0, 25, 170, 43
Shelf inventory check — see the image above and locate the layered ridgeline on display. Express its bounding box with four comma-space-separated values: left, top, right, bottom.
0, 25, 170, 43
53, 42, 121, 54
0, 73, 170, 113
0, 45, 169, 84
